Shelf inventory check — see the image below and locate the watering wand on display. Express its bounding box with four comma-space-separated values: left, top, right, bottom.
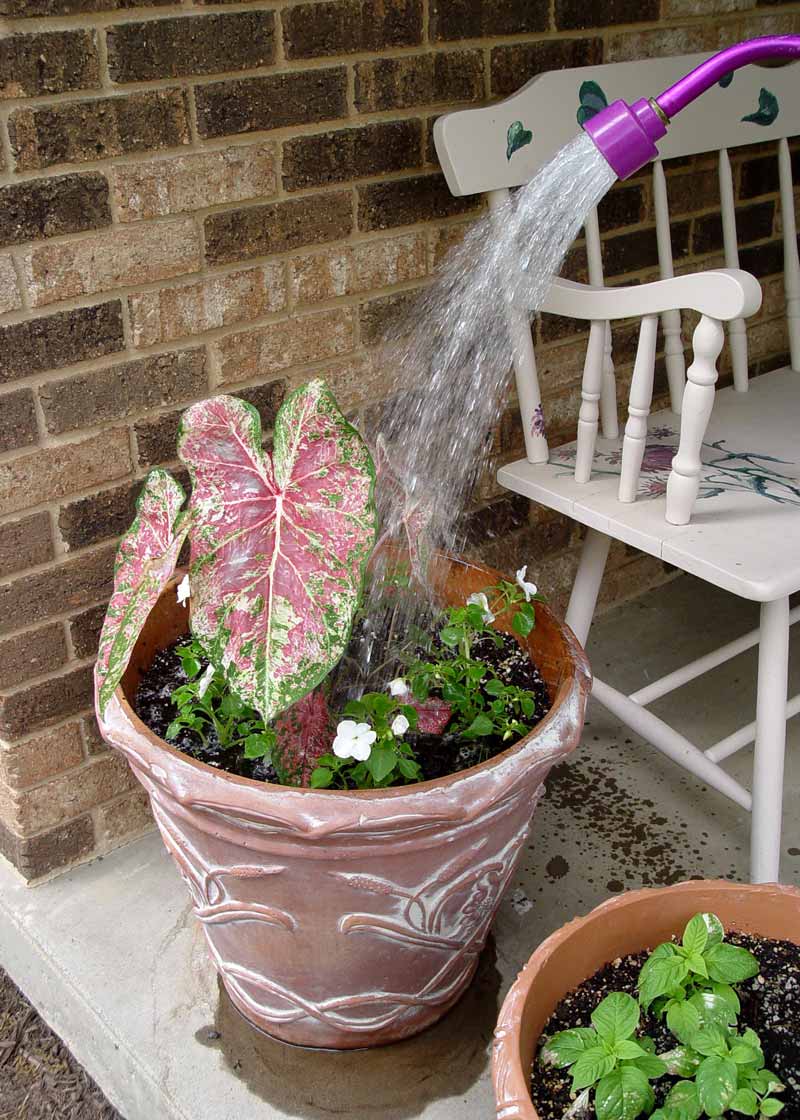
583, 36, 800, 180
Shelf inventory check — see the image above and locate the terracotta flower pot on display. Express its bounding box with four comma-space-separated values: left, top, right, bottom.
493, 880, 800, 1119
96, 554, 590, 1050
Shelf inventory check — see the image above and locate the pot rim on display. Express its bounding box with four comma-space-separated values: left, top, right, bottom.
107, 553, 591, 801
492, 879, 800, 1120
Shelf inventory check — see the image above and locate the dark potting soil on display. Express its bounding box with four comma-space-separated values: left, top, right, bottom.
133, 632, 550, 787
529, 932, 800, 1120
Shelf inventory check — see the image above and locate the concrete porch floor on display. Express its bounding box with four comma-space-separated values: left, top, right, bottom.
1, 574, 799, 1120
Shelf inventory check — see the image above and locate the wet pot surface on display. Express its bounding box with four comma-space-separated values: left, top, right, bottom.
98, 554, 591, 1050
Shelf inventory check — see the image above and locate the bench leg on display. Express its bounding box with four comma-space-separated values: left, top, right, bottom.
751, 596, 790, 884
566, 529, 611, 647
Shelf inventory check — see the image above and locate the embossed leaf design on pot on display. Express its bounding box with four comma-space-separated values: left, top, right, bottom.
178, 380, 377, 724
95, 469, 191, 717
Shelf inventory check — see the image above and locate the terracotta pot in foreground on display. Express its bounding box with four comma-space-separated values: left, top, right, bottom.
97, 554, 590, 1049
493, 880, 800, 1120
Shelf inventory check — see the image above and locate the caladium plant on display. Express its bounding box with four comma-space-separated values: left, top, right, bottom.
95, 379, 378, 728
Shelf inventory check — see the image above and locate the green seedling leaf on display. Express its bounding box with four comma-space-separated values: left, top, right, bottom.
696, 1054, 738, 1116
367, 743, 397, 784
462, 713, 495, 739
592, 992, 640, 1043
540, 1027, 597, 1068
310, 766, 332, 788
571, 1046, 617, 1091
667, 1000, 701, 1045
760, 1099, 784, 1117
682, 913, 710, 956
633, 1054, 667, 1079
690, 990, 738, 1028
730, 1088, 759, 1116
512, 610, 534, 637
701, 913, 726, 947
660, 1047, 702, 1078
615, 1040, 647, 1061
689, 1024, 730, 1057
595, 1064, 652, 1120
639, 952, 690, 1008
705, 943, 760, 984
664, 1079, 703, 1120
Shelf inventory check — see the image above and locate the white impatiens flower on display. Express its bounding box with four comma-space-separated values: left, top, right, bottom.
390, 713, 410, 737
176, 574, 191, 605
196, 663, 216, 699
467, 591, 495, 623
387, 677, 407, 697
332, 719, 376, 761
515, 565, 538, 602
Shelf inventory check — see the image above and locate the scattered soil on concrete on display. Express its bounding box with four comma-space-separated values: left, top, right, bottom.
0, 968, 122, 1120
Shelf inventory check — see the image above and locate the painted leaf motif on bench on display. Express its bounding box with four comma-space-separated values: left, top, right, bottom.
178, 380, 377, 724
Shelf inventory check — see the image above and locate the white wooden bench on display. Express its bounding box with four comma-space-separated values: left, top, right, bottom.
434, 53, 800, 883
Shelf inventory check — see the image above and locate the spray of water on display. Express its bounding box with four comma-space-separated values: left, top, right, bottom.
338, 132, 617, 692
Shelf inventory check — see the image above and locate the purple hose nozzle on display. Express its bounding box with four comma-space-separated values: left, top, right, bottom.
583, 35, 800, 180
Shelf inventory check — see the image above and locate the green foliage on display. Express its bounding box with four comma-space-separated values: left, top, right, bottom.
309, 691, 422, 790
539, 913, 783, 1120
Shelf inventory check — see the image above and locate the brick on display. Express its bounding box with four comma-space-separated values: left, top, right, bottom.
491, 38, 604, 98
430, 0, 547, 40
358, 174, 478, 232
738, 149, 800, 199
665, 167, 721, 215
0, 814, 95, 882
205, 191, 352, 266
69, 603, 106, 660
59, 481, 139, 551
603, 223, 690, 277
0, 389, 37, 455
0, 664, 94, 740
112, 144, 277, 224
0, 514, 53, 581
597, 183, 645, 231
739, 239, 786, 278
134, 410, 183, 467
214, 308, 355, 385
360, 290, 421, 345
2, 0, 172, 13
555, 0, 658, 28
0, 543, 117, 636
100, 786, 152, 844
9, 89, 191, 172
606, 25, 722, 63
283, 120, 422, 192
0, 430, 130, 518
0, 302, 124, 384
40, 348, 207, 435
459, 493, 530, 547
0, 173, 111, 248
284, 0, 422, 59
129, 263, 286, 348
0, 723, 84, 792
0, 29, 98, 101
233, 379, 288, 430
663, 0, 752, 13
0, 623, 68, 691
7, 752, 134, 832
107, 12, 275, 85
291, 233, 427, 305
80, 713, 106, 756
0, 255, 20, 314
23, 218, 202, 308
196, 68, 348, 141
355, 50, 484, 113
693, 201, 775, 255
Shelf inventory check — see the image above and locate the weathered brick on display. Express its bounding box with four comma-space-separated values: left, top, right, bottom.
107, 12, 275, 85
283, 120, 422, 193
205, 192, 352, 266
0, 664, 94, 740
0, 723, 84, 792
59, 481, 139, 551
69, 603, 106, 660
555, 0, 658, 28
6, 752, 134, 832
40, 348, 207, 435
664, 0, 752, 13
0, 173, 111, 249
23, 218, 202, 308
360, 289, 421, 345
196, 68, 348, 141
693, 201, 775, 255
0, 303, 124, 385
0, 814, 95, 882
739, 239, 786, 278
214, 308, 355, 385
0, 30, 100, 101
354, 50, 484, 113
129, 263, 286, 348
603, 222, 690, 277
606, 25, 721, 63
1, 0, 172, 13
0, 255, 20, 314
112, 144, 277, 224
291, 233, 427, 305
0, 543, 117, 637
284, 0, 422, 59
0, 389, 37, 455
100, 787, 152, 844
598, 183, 646, 231
738, 148, 800, 199
430, 0, 547, 40
9, 89, 191, 172
0, 514, 53, 581
459, 493, 530, 547
665, 166, 721, 215
0, 623, 68, 691
0, 430, 131, 518
491, 38, 604, 98
233, 379, 288, 430
80, 713, 106, 756
358, 174, 478, 232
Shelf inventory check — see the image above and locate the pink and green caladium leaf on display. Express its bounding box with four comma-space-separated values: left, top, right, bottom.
95, 469, 190, 717
273, 689, 331, 786
178, 380, 377, 724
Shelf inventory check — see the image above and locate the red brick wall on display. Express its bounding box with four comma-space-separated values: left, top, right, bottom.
0, 0, 798, 879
